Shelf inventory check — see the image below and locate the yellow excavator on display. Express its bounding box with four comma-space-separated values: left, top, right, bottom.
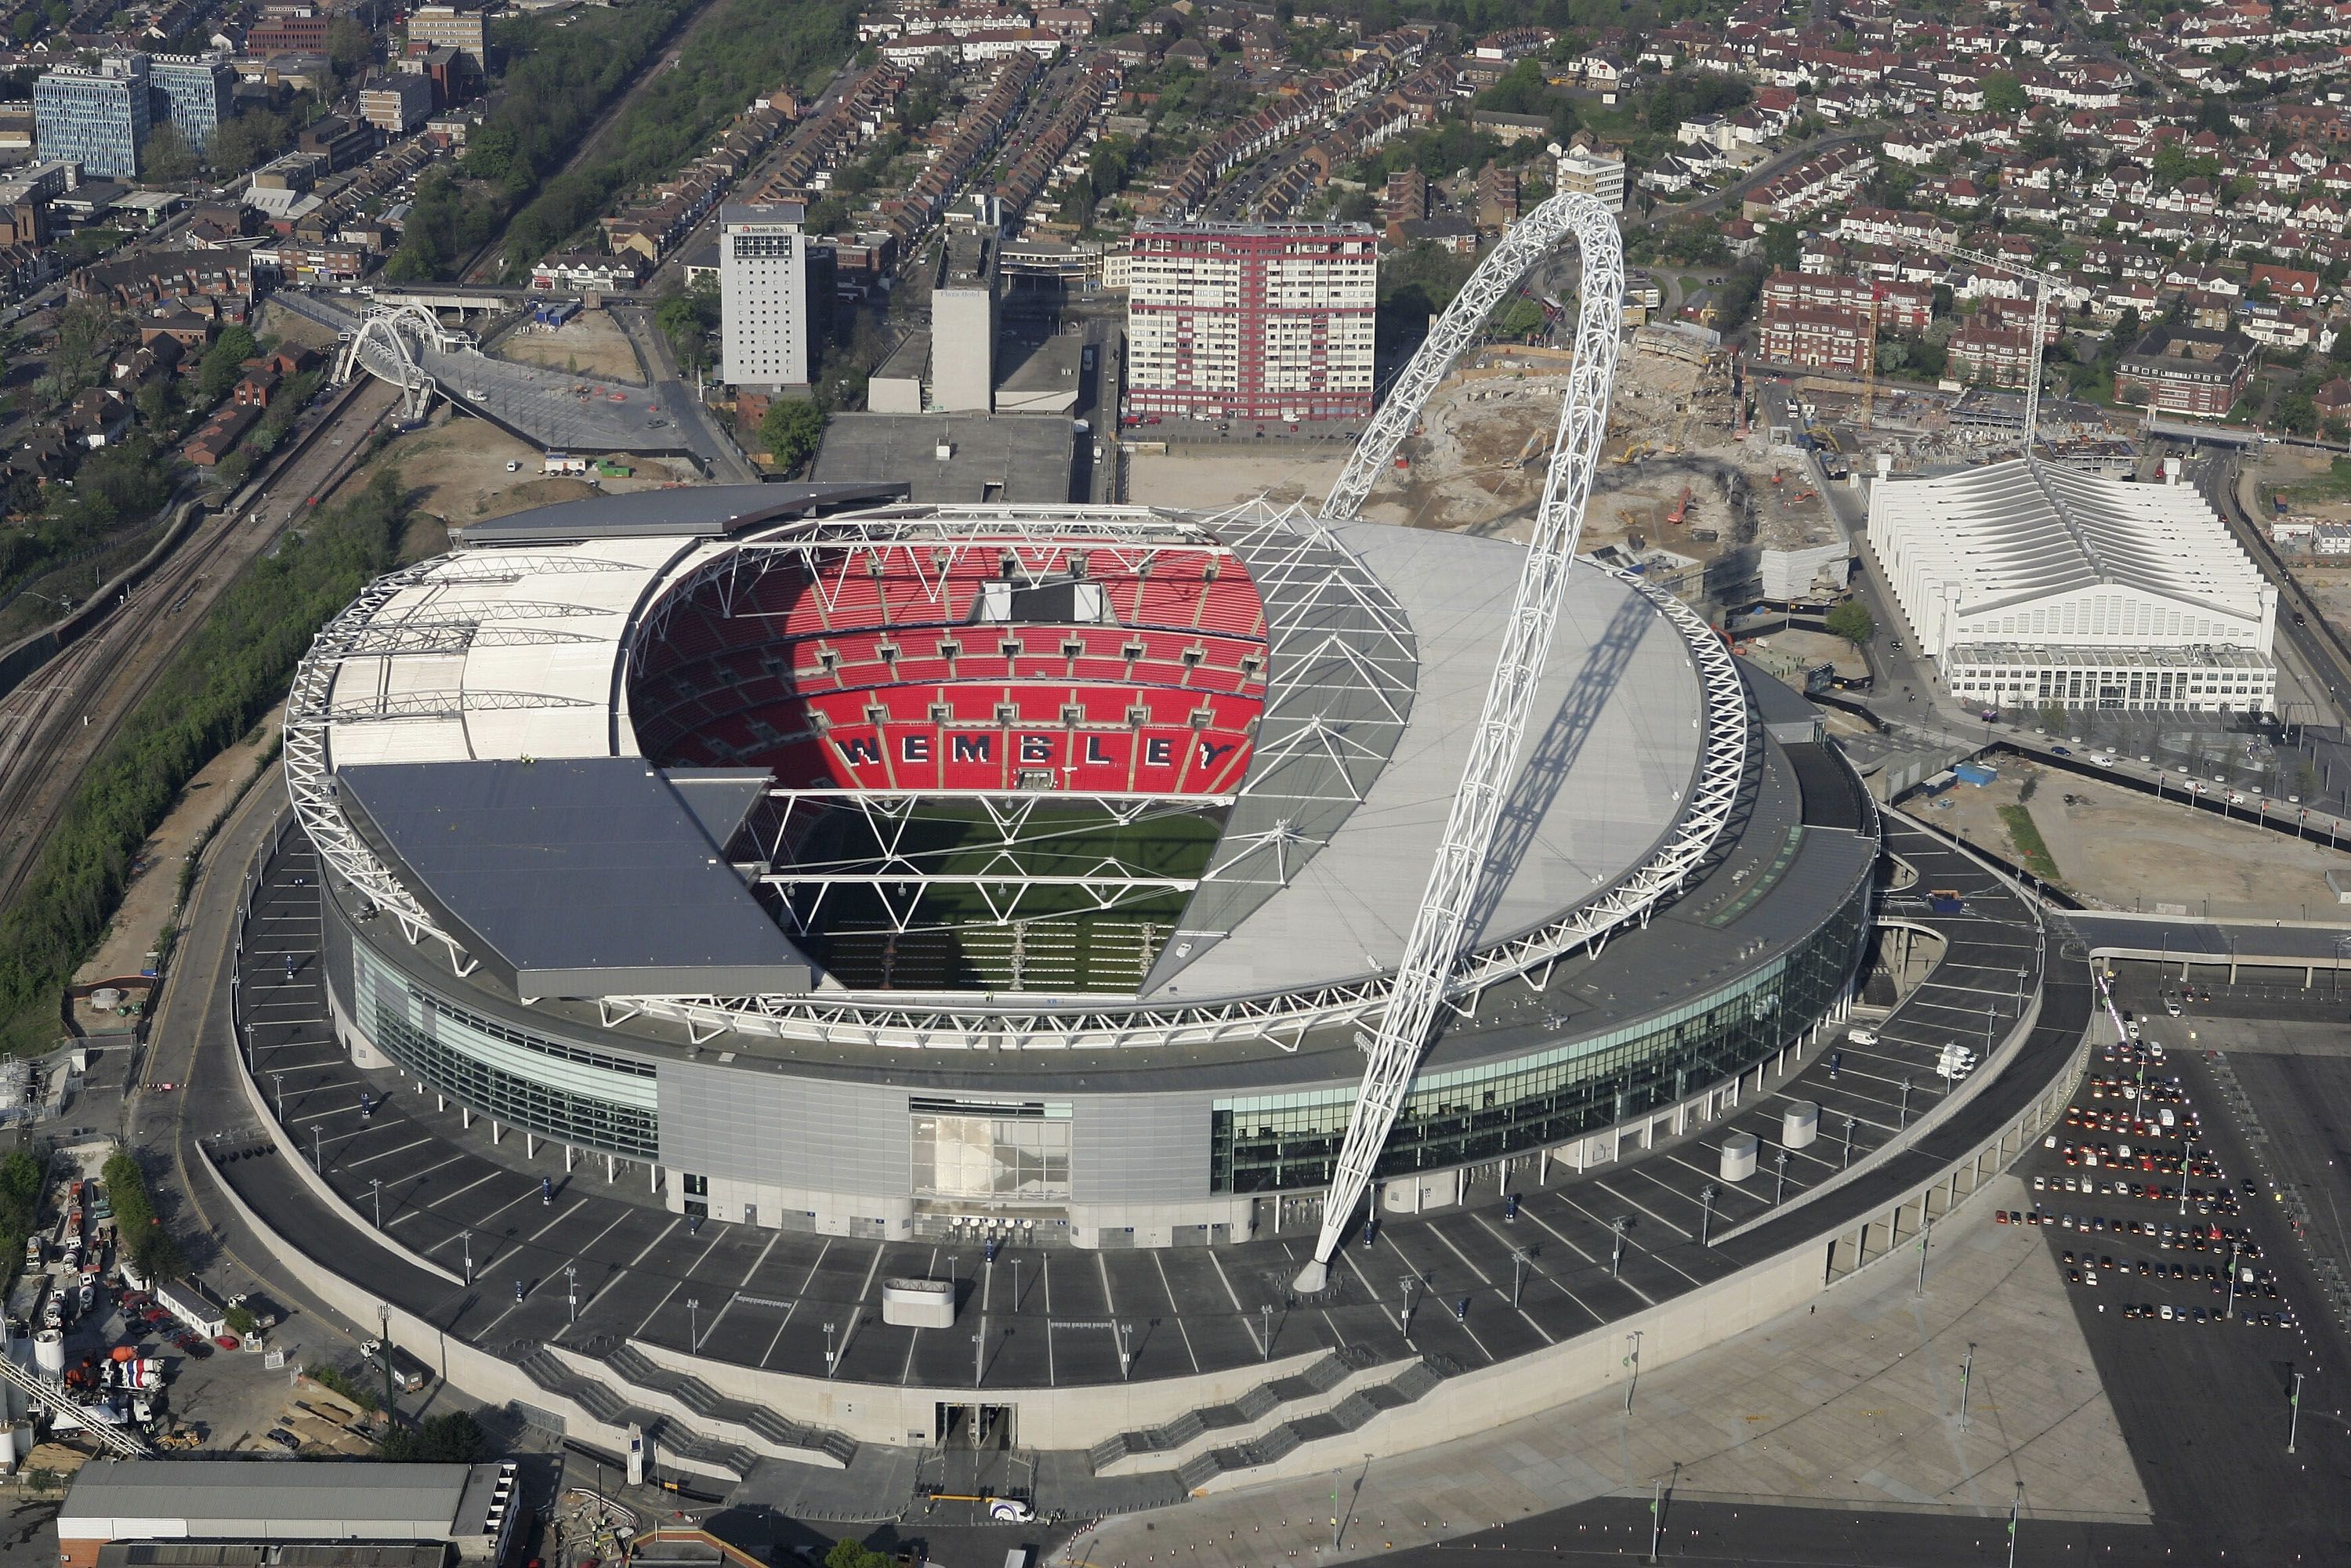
1614, 440, 1654, 465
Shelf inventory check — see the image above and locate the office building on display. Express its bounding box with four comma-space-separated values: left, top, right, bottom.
360, 71, 436, 134
720, 201, 810, 389
1125, 221, 1376, 425
1554, 150, 1625, 211
150, 53, 234, 153
34, 54, 150, 181
407, 2, 488, 62
930, 226, 996, 411
1869, 459, 2277, 713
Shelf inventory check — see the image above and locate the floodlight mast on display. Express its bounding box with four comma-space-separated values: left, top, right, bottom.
1294, 193, 1625, 1294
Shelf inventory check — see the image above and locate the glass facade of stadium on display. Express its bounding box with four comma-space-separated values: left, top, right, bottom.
335, 858, 1872, 1242
1210, 883, 1870, 1193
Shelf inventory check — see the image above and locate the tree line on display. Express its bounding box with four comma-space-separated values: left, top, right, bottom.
0, 470, 409, 1052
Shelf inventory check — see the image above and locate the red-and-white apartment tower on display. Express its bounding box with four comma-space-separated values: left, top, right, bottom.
1125, 222, 1378, 424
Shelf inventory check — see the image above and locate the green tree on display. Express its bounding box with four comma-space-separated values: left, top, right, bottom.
1825, 599, 1875, 646
142, 122, 197, 183
1982, 71, 2027, 117
328, 15, 371, 72
759, 396, 827, 473
1759, 221, 1800, 272
197, 325, 258, 402
208, 110, 292, 176
824, 1543, 894, 1568
379, 1410, 489, 1464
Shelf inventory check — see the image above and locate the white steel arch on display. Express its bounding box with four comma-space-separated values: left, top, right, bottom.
333, 304, 473, 422
1294, 191, 1629, 1291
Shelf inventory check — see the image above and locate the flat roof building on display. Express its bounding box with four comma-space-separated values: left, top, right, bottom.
1125, 221, 1375, 426
931, 226, 998, 413
34, 55, 150, 181
57, 1461, 523, 1568
1869, 459, 2276, 714
720, 201, 810, 390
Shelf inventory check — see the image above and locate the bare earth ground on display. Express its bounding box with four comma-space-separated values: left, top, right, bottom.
1076, 1174, 2144, 1568
1373, 349, 1750, 557
1126, 449, 1349, 513
254, 298, 342, 354
1900, 759, 2351, 919
492, 309, 646, 384
70, 704, 283, 1025
325, 413, 697, 527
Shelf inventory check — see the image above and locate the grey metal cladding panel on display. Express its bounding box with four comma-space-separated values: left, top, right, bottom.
657, 1059, 910, 1197
1151, 535, 1704, 1001
338, 756, 811, 990
456, 482, 907, 543
1723, 828, 1876, 946
1070, 1093, 1211, 1204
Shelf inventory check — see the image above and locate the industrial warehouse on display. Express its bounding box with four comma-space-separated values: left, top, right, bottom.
1867, 459, 2279, 714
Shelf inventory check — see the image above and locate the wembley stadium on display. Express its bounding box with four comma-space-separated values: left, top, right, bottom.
284, 482, 1877, 1253
280, 196, 1880, 1266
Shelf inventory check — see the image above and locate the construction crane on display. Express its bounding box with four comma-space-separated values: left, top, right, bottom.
1298, 191, 1625, 1292
1920, 238, 2073, 460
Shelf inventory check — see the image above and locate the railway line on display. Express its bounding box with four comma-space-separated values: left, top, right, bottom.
0, 375, 403, 917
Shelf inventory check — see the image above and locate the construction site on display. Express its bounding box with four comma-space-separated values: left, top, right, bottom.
1360, 335, 1850, 614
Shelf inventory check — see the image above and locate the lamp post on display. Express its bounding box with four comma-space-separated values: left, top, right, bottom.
2289, 1371, 2303, 1454
370, 1178, 382, 1229
1610, 1216, 1629, 1278
1773, 1149, 1789, 1204
1114, 1320, 1132, 1381
1622, 1329, 1642, 1414
1900, 1076, 1914, 1129
1260, 1302, 1274, 1361
378, 1302, 393, 1415
313, 1124, 322, 1171
1698, 1183, 1720, 1247
1842, 1116, 1856, 1169
2224, 1241, 2239, 1320
686, 1297, 701, 1353
1511, 1247, 1531, 1308
564, 1262, 578, 1324
273, 1071, 284, 1121
461, 1229, 472, 1284
823, 1320, 837, 1378
1914, 1215, 1933, 1297
2180, 1135, 2195, 1215
1010, 1256, 1021, 1313
1959, 1342, 1975, 1428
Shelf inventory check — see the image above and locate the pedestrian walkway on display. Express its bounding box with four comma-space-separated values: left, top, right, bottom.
1062, 1172, 2146, 1568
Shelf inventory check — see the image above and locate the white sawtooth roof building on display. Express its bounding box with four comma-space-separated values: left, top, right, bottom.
1868, 460, 2277, 661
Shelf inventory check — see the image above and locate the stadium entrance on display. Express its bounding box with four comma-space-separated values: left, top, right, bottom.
936, 1401, 1018, 1448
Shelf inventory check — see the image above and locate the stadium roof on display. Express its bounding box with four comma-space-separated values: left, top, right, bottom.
1869, 458, 2266, 624
1148, 523, 1703, 999
450, 482, 906, 546
340, 758, 814, 995
300, 502, 1710, 1009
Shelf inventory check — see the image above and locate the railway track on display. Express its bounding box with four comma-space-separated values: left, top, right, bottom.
0, 376, 402, 916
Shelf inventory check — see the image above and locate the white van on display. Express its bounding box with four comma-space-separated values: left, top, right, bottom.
1846, 1029, 1878, 1046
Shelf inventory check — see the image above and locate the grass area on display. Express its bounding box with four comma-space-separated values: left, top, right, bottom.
795, 802, 1226, 990
1995, 803, 2062, 885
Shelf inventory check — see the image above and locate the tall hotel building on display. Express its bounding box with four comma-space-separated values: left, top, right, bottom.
1125, 222, 1377, 425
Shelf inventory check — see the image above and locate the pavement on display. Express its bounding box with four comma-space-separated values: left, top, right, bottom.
1064, 1168, 2146, 1568
276, 292, 743, 473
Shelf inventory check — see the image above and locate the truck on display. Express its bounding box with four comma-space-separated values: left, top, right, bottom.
361, 1338, 433, 1393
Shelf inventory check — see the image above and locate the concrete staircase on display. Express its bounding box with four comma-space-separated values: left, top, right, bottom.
1089, 1348, 1465, 1493
602, 1344, 859, 1467
517, 1346, 762, 1483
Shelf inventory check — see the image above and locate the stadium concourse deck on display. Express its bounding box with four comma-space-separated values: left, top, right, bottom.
190, 812, 2084, 1510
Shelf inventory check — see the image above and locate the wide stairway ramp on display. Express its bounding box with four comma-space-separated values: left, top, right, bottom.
517, 1346, 759, 1483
